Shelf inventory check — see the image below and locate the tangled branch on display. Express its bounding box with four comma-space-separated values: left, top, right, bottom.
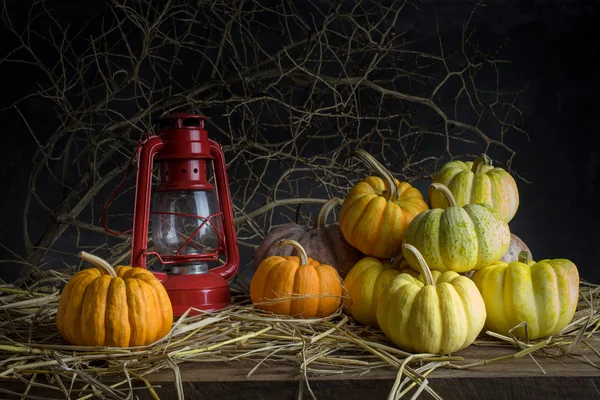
0, 0, 527, 284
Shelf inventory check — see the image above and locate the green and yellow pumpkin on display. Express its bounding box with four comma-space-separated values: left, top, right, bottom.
429, 154, 519, 223
402, 183, 510, 274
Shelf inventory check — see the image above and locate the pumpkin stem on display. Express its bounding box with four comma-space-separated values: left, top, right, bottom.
518, 250, 530, 264
351, 149, 399, 202
277, 239, 310, 266
402, 244, 435, 286
471, 153, 493, 174
391, 253, 406, 270
430, 183, 458, 207
79, 251, 117, 278
315, 198, 343, 229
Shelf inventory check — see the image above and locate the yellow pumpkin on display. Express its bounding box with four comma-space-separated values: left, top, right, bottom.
339, 149, 429, 259
376, 244, 487, 354
402, 183, 510, 273
56, 252, 173, 347
471, 251, 580, 340
342, 255, 417, 327
250, 239, 343, 318
429, 154, 519, 223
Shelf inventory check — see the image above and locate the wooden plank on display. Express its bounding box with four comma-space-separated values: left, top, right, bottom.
4, 376, 599, 400
426, 377, 600, 400
141, 344, 600, 383
1, 345, 599, 399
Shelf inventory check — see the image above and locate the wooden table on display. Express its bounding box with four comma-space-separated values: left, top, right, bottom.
2, 345, 599, 399
137, 345, 600, 400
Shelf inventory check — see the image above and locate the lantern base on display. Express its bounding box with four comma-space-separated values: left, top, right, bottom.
151, 271, 232, 317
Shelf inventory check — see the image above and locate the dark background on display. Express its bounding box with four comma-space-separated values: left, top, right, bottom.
1, 0, 599, 284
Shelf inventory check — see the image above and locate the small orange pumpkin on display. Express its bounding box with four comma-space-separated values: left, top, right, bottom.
56, 252, 173, 347
250, 240, 343, 318
253, 198, 364, 278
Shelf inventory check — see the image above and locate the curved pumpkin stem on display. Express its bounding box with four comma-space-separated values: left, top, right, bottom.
403, 244, 435, 286
471, 153, 493, 174
79, 251, 117, 278
277, 239, 310, 266
391, 253, 406, 270
430, 183, 458, 207
518, 250, 530, 264
351, 149, 399, 202
315, 197, 342, 229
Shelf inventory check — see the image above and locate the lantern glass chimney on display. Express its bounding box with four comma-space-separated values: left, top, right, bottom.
150, 189, 222, 258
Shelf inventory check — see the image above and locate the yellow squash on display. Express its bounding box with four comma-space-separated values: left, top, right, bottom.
402, 183, 510, 273
342, 255, 416, 327
376, 244, 487, 354
339, 149, 429, 259
56, 252, 173, 347
429, 154, 519, 223
471, 252, 580, 340
250, 239, 343, 318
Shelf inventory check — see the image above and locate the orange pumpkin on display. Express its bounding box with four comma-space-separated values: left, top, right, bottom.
254, 198, 364, 278
250, 240, 343, 318
56, 252, 173, 347
339, 149, 429, 259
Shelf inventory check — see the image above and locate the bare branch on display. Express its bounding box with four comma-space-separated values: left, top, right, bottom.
0, 0, 527, 282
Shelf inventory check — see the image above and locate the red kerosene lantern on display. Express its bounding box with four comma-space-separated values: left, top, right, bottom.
128, 112, 239, 316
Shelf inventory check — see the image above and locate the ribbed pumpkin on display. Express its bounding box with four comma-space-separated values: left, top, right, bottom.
342, 255, 416, 327
250, 240, 343, 318
56, 252, 173, 347
376, 244, 487, 354
339, 149, 429, 259
402, 183, 510, 273
429, 154, 519, 223
471, 252, 580, 341
254, 198, 363, 278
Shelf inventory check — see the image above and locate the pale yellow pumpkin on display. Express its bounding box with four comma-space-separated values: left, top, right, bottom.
342, 255, 416, 327
376, 244, 487, 354
402, 183, 510, 273
429, 154, 519, 223
471, 252, 580, 340
339, 150, 429, 259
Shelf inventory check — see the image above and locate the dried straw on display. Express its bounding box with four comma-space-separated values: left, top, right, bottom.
1, 274, 599, 399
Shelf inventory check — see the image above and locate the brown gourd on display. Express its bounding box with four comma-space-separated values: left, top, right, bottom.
500, 233, 534, 263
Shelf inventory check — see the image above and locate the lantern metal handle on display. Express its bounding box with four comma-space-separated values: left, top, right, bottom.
206, 139, 239, 281
130, 135, 164, 269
